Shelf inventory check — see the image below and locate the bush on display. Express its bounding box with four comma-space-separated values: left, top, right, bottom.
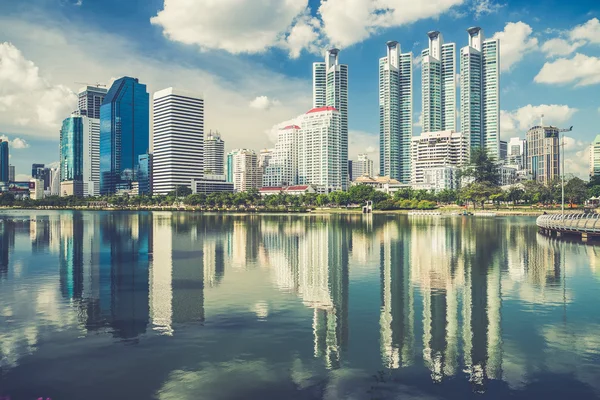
417, 200, 437, 210
374, 199, 399, 210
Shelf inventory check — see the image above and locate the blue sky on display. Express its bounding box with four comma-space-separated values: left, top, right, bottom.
0, 0, 599, 180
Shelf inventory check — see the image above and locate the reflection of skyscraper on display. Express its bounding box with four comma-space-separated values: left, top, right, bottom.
59, 212, 84, 300
100, 213, 151, 340
150, 213, 205, 335
0, 220, 14, 278
298, 217, 349, 369
379, 220, 414, 369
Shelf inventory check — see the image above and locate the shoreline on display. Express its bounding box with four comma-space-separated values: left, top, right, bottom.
0, 206, 568, 216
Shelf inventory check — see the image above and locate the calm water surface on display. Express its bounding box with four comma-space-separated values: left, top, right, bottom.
0, 211, 599, 400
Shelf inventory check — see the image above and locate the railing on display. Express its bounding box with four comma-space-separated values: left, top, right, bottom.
536, 213, 600, 234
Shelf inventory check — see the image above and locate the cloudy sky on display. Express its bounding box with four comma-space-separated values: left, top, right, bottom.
0, 0, 599, 181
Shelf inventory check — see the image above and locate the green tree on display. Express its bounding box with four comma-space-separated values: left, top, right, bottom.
565, 177, 588, 206
462, 148, 500, 186
348, 184, 376, 204
316, 194, 329, 207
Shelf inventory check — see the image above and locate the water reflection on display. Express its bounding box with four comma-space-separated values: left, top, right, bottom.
0, 212, 598, 399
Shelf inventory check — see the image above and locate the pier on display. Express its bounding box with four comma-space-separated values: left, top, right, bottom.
537, 213, 600, 242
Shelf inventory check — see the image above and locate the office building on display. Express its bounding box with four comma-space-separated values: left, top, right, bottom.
29, 179, 44, 200
348, 160, 353, 182
50, 168, 60, 196
591, 135, 600, 177
411, 130, 468, 185
100, 77, 150, 195
499, 140, 507, 161
60, 114, 100, 197
421, 31, 456, 133
526, 125, 560, 183
32, 163, 45, 180
78, 86, 108, 119
313, 49, 348, 190
227, 149, 261, 192
298, 106, 343, 193
204, 131, 225, 176
507, 137, 527, 170
262, 125, 299, 187
352, 153, 374, 179
0, 140, 8, 183
191, 177, 234, 194
138, 153, 153, 195
152, 87, 204, 195
8, 165, 15, 182
420, 166, 460, 191
259, 149, 274, 187
460, 27, 500, 159
379, 41, 413, 182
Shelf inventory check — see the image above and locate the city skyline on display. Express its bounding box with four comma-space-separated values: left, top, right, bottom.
0, 1, 598, 181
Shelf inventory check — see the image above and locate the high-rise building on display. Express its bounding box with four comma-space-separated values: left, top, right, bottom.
591, 135, 600, 177
460, 27, 500, 159
313, 49, 348, 190
0, 141, 8, 183
204, 131, 225, 176
526, 125, 560, 183
352, 153, 374, 179
411, 130, 469, 185
499, 140, 507, 161
348, 160, 353, 182
50, 168, 60, 196
32, 163, 45, 179
227, 149, 261, 192
507, 137, 527, 170
138, 153, 153, 195
100, 77, 149, 195
298, 106, 343, 193
8, 165, 15, 182
78, 86, 108, 119
263, 125, 300, 188
258, 149, 274, 187
379, 41, 413, 182
421, 31, 456, 133
152, 87, 204, 195
60, 114, 100, 196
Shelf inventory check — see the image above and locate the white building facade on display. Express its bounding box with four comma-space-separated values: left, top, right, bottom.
313, 49, 348, 190
379, 41, 413, 183
411, 130, 469, 186
228, 149, 261, 192
204, 131, 225, 176
421, 31, 456, 133
352, 153, 375, 179
590, 135, 600, 177
82, 116, 100, 197
419, 166, 460, 191
460, 27, 500, 159
152, 88, 204, 195
298, 107, 343, 193
263, 125, 299, 187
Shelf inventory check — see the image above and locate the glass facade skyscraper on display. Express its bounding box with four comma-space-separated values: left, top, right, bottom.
100, 77, 149, 195
137, 153, 153, 195
379, 41, 413, 183
60, 116, 84, 182
0, 140, 9, 183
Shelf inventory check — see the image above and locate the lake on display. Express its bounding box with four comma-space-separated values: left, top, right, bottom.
0, 210, 599, 400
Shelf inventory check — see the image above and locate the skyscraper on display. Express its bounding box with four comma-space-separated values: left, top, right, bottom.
100, 77, 149, 195
78, 86, 108, 119
227, 149, 261, 192
298, 106, 343, 192
60, 116, 83, 183
590, 135, 600, 177
0, 140, 8, 183
138, 153, 153, 195
263, 125, 299, 187
352, 153, 375, 179
204, 131, 225, 176
526, 125, 560, 183
152, 87, 204, 195
460, 27, 500, 159
32, 163, 45, 180
421, 32, 456, 133
313, 49, 348, 190
8, 165, 15, 182
379, 41, 413, 182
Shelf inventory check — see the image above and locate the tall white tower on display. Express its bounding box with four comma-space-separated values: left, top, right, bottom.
152, 87, 204, 195
313, 49, 348, 189
204, 131, 225, 176
460, 27, 500, 159
421, 32, 456, 133
379, 41, 413, 183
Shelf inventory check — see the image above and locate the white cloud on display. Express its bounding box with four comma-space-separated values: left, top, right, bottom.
0, 18, 311, 151
0, 135, 30, 149
265, 114, 303, 143
472, 0, 503, 19
501, 104, 577, 139
318, 0, 465, 48
0, 42, 77, 138
348, 130, 379, 171
541, 38, 585, 57
151, 0, 310, 57
250, 96, 280, 111
569, 18, 600, 44
412, 54, 423, 69
492, 22, 538, 72
534, 53, 600, 87
282, 13, 323, 59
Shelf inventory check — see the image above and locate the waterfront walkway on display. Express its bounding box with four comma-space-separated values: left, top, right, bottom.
537, 213, 600, 241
